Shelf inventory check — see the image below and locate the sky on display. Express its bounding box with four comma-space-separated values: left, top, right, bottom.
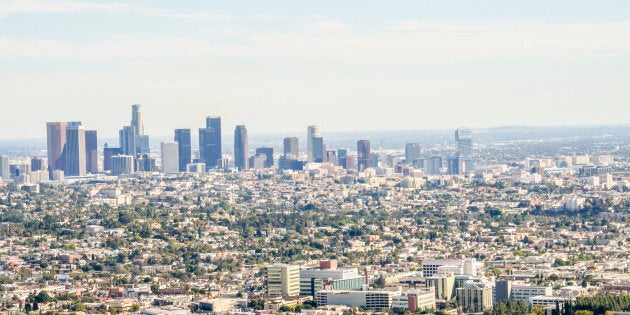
1, 0, 629, 139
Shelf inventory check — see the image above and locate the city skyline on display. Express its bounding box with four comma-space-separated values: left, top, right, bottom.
1, 1, 629, 139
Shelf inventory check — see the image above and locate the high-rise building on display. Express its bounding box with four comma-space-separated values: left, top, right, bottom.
46, 121, 67, 176
357, 140, 371, 171
30, 157, 45, 172
111, 155, 134, 176
283, 137, 299, 158
0, 155, 9, 180
337, 149, 348, 166
131, 104, 144, 136
456, 284, 492, 313
131, 104, 150, 154
326, 150, 338, 166
85, 130, 98, 173
455, 128, 473, 174
312, 136, 325, 163
249, 154, 267, 170
255, 147, 274, 168
425, 156, 445, 175
234, 125, 249, 170
267, 264, 300, 298
65, 123, 86, 176
174, 129, 191, 172
307, 125, 320, 163
119, 125, 136, 157
199, 116, 222, 169
405, 143, 422, 166
160, 141, 179, 173
103, 145, 122, 172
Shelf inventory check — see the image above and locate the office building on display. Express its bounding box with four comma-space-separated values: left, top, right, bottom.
255, 147, 274, 168
0, 155, 9, 180
64, 123, 86, 176
174, 129, 191, 172
316, 290, 394, 309
85, 130, 98, 173
46, 121, 67, 176
136, 154, 155, 172
119, 125, 136, 157
426, 273, 455, 300
267, 264, 300, 298
307, 125, 320, 163
103, 146, 122, 172
405, 143, 423, 168
391, 291, 435, 312
234, 125, 248, 170
199, 116, 222, 169
340, 156, 355, 170
455, 127, 473, 174
283, 137, 299, 158
111, 155, 134, 176
312, 136, 325, 163
510, 285, 552, 304
357, 140, 370, 171
30, 157, 45, 172
326, 150, 338, 166
446, 156, 459, 175
131, 104, 144, 136
457, 284, 493, 313
494, 280, 512, 303
161, 141, 179, 173
425, 157, 445, 175
337, 149, 348, 165
130, 104, 150, 154
422, 259, 463, 278
300, 261, 366, 297
249, 154, 267, 170
136, 135, 150, 155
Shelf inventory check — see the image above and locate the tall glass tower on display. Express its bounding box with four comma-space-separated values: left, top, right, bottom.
234, 125, 249, 170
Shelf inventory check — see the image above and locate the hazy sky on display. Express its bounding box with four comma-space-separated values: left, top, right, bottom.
1, 0, 629, 139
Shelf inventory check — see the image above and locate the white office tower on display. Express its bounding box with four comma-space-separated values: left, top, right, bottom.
307, 125, 320, 163
160, 141, 179, 173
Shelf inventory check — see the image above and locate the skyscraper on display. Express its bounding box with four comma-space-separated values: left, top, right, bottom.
199, 116, 222, 169
85, 130, 98, 174
405, 143, 422, 166
46, 121, 67, 176
234, 125, 249, 170
283, 137, 299, 158
65, 122, 86, 176
131, 104, 144, 136
111, 155, 134, 176
256, 147, 274, 168
455, 128, 473, 174
128, 104, 150, 155
119, 125, 136, 157
103, 146, 122, 172
30, 157, 45, 172
161, 141, 179, 173
174, 129, 191, 172
307, 125, 320, 163
0, 155, 9, 180
357, 140, 371, 171
312, 136, 325, 163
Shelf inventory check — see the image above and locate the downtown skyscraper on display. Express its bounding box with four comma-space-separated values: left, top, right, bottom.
85, 130, 98, 174
357, 140, 371, 171
234, 125, 249, 170
64, 122, 86, 176
46, 121, 67, 176
174, 129, 191, 172
199, 116, 222, 170
455, 127, 473, 174
307, 125, 320, 163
